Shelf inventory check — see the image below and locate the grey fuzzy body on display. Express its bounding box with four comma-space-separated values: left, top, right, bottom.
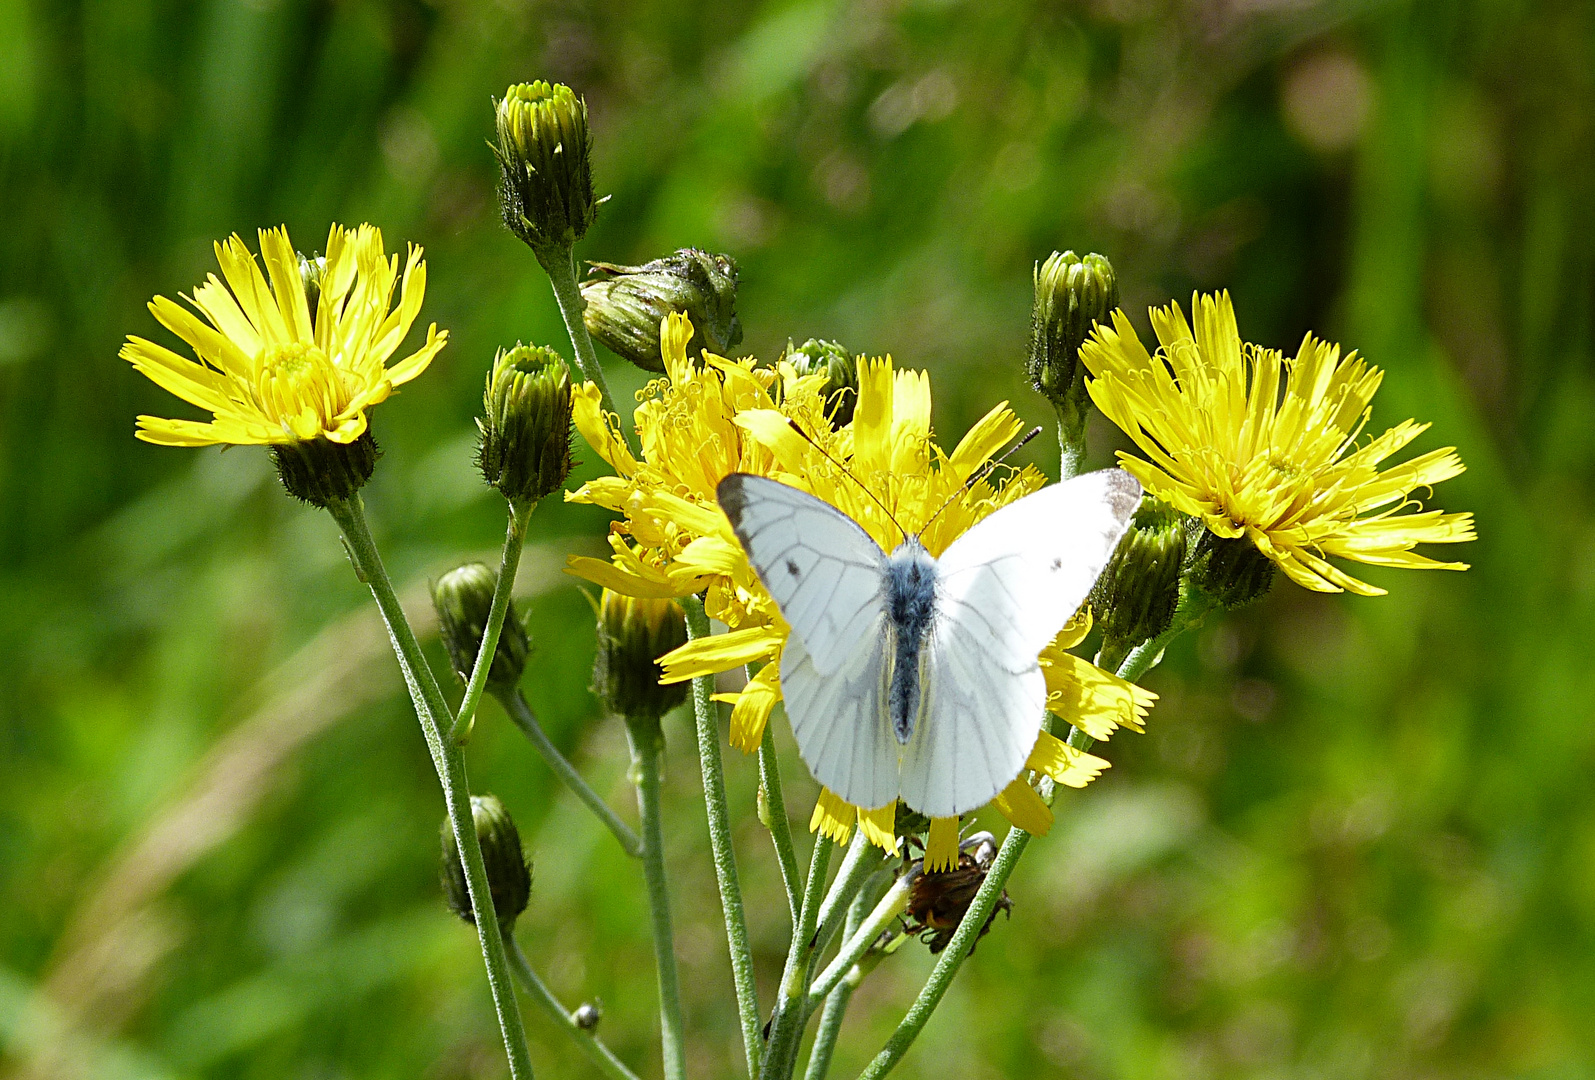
884, 539, 939, 744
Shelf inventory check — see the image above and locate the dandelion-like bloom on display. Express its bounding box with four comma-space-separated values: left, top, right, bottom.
122, 224, 446, 447
1082, 292, 1474, 596
567, 313, 1153, 868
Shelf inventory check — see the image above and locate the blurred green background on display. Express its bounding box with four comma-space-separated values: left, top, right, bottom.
1, 0, 1591, 1076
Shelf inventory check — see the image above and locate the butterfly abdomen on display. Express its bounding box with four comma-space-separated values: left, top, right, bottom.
885, 541, 939, 744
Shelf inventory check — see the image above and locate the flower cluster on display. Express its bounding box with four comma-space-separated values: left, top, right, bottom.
567, 313, 1153, 865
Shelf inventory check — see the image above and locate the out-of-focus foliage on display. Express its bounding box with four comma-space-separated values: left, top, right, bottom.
0, 0, 1590, 1077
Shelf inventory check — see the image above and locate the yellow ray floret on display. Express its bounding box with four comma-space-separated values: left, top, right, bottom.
122, 224, 446, 447
1081, 291, 1473, 595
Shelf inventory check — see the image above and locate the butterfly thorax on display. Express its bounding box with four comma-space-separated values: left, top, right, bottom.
884, 539, 939, 745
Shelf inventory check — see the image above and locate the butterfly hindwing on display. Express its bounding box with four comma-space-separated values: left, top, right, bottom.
781, 631, 901, 810
901, 469, 1142, 817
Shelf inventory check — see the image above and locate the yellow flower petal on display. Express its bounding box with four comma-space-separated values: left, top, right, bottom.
1042, 650, 1155, 742
810, 788, 854, 845
993, 778, 1053, 837
1026, 730, 1110, 789
657, 624, 784, 684
726, 663, 780, 753
924, 817, 961, 873
858, 801, 900, 855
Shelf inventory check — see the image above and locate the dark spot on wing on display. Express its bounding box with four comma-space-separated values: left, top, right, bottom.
716, 474, 749, 530
786, 558, 800, 577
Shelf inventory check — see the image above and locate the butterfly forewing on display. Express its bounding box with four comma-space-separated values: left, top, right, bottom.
717, 474, 888, 677
902, 470, 1142, 816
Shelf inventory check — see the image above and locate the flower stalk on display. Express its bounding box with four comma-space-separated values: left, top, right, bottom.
547, 247, 635, 457
497, 687, 641, 858
325, 496, 533, 1080
684, 594, 762, 1078
761, 836, 834, 1080
627, 725, 687, 1080
451, 500, 533, 743
758, 723, 803, 925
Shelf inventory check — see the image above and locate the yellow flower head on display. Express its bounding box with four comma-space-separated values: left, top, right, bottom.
1081, 291, 1474, 596
122, 224, 447, 447
567, 313, 1155, 865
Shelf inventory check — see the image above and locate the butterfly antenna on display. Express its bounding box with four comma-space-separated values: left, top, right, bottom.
916, 425, 1043, 537
783, 419, 911, 543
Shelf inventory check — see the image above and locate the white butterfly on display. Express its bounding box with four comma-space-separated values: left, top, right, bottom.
717, 468, 1141, 818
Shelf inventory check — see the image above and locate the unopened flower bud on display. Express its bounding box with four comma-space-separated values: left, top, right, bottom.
441, 793, 532, 932
573, 1003, 602, 1030
432, 562, 530, 692
1091, 498, 1187, 653
1027, 251, 1119, 405
580, 250, 743, 372
478, 344, 575, 505
269, 430, 380, 507
297, 251, 327, 312
494, 82, 597, 258
783, 338, 859, 429
1188, 525, 1276, 609
593, 590, 689, 736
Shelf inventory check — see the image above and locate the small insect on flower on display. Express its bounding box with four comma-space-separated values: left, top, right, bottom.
902, 831, 1013, 955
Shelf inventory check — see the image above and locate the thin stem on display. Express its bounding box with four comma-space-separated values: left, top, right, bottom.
809, 831, 880, 962
628, 726, 687, 1080
803, 884, 876, 1080
499, 687, 641, 858
806, 877, 910, 1008
854, 830, 1030, 1080
762, 836, 834, 1080
507, 936, 641, 1080
453, 500, 532, 743
544, 245, 637, 457
759, 724, 802, 925
683, 595, 761, 1078
326, 497, 532, 1080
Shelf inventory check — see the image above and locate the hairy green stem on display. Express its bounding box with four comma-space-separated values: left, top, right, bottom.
326, 497, 532, 1080
683, 595, 761, 1078
762, 836, 834, 1080
807, 876, 909, 1007
628, 727, 686, 1080
803, 884, 877, 1080
544, 245, 636, 457
759, 724, 803, 925
499, 687, 641, 857
1055, 398, 1088, 481
452, 500, 532, 743
809, 831, 880, 961
854, 831, 1029, 1080
507, 936, 641, 1080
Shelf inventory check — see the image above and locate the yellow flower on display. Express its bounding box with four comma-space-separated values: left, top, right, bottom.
568, 313, 1155, 865
122, 224, 446, 447
1081, 291, 1474, 596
